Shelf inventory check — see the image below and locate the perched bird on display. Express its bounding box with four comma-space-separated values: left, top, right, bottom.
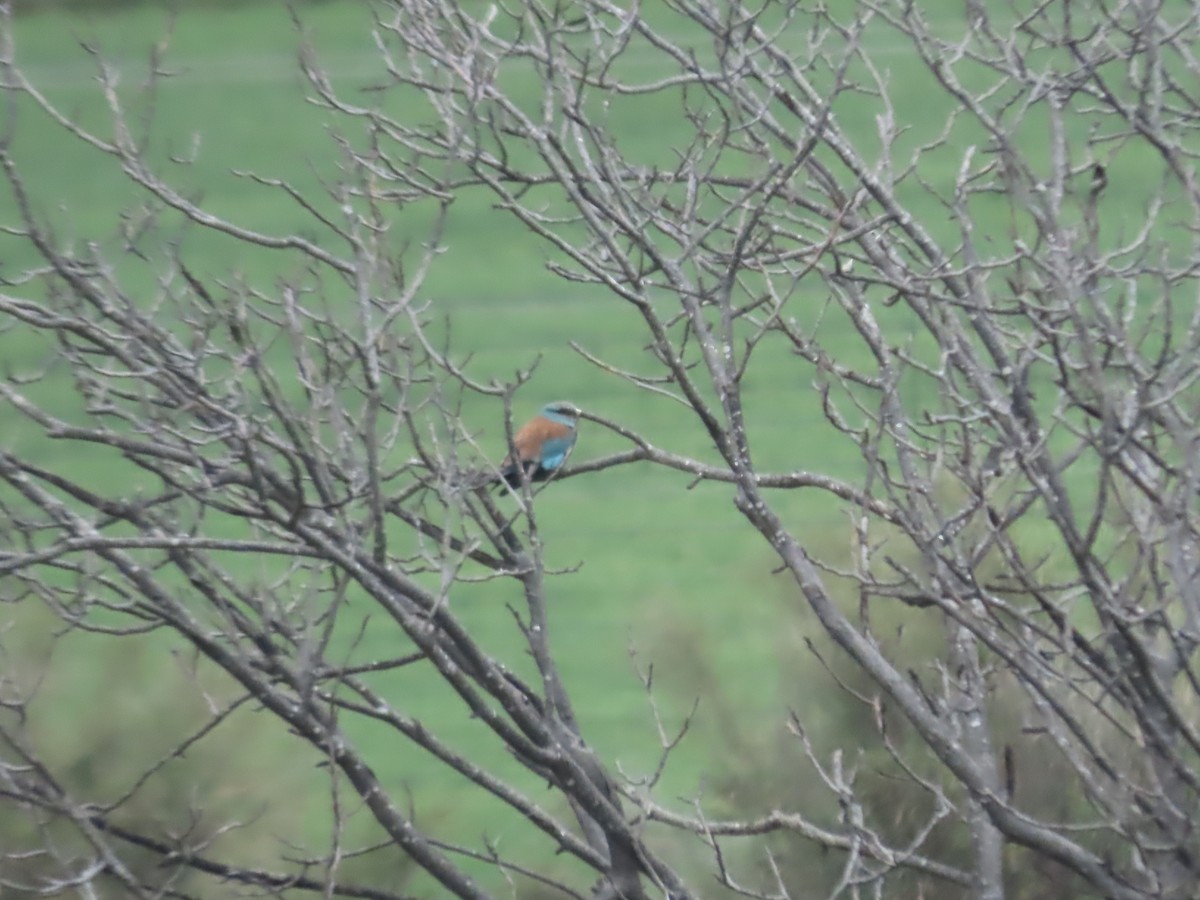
497, 401, 581, 488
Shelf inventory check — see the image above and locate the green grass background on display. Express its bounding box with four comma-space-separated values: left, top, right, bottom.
2, 6, 822, 889
2, 1, 1183, 895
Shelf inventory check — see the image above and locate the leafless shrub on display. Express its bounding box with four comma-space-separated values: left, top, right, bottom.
2, 1, 1200, 897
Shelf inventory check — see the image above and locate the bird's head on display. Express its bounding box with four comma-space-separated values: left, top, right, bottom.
542, 401, 582, 425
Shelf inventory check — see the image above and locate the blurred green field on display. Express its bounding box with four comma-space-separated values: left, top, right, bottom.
1, 5, 828, 888
2, 1, 1178, 894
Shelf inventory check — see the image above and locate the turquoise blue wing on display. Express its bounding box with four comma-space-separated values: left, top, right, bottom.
538, 433, 577, 470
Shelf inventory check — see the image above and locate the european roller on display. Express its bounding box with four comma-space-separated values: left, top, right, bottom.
497, 401, 581, 488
